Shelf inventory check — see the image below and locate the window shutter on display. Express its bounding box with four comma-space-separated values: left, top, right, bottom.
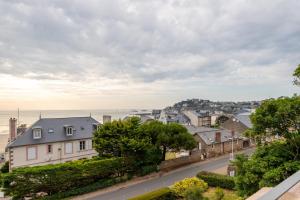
28, 147, 36, 160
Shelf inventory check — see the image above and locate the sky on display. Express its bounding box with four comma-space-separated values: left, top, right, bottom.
0, 0, 299, 110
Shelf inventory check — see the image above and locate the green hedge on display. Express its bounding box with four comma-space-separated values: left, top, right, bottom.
2, 157, 128, 199
41, 177, 128, 200
197, 171, 235, 190
128, 187, 176, 200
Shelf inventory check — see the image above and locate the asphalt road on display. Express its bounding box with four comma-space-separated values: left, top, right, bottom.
86, 148, 254, 200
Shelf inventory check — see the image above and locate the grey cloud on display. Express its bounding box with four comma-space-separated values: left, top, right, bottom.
0, 0, 299, 85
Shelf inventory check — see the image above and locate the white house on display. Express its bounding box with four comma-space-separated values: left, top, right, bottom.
6, 116, 100, 170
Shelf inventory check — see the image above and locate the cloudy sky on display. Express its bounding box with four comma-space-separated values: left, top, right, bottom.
0, 0, 299, 110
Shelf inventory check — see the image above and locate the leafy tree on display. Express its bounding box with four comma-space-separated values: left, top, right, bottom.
293, 64, 300, 85
0, 161, 9, 173
139, 121, 197, 161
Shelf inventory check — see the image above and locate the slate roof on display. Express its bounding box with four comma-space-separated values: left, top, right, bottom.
7, 117, 100, 148
185, 125, 245, 145
235, 113, 252, 128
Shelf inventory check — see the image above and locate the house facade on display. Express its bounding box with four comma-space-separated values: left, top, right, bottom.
185, 125, 250, 158
220, 113, 252, 134
6, 117, 100, 170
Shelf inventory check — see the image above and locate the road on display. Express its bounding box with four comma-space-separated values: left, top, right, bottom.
78, 148, 254, 200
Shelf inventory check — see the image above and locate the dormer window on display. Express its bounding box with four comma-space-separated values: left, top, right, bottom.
32, 128, 42, 139
64, 126, 73, 136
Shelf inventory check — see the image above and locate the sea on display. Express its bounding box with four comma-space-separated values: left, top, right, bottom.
0, 109, 147, 135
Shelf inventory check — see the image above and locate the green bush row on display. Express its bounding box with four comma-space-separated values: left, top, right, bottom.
40, 177, 128, 200
197, 171, 235, 190
2, 157, 129, 199
128, 187, 176, 200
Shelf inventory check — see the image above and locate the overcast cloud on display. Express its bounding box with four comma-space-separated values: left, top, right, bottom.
0, 0, 299, 109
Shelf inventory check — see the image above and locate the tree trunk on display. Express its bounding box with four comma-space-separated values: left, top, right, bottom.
162, 146, 167, 161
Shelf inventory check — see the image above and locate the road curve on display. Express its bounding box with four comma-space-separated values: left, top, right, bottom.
78, 148, 254, 200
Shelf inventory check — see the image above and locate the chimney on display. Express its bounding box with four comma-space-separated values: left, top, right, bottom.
215, 132, 221, 143
9, 118, 17, 142
103, 115, 112, 123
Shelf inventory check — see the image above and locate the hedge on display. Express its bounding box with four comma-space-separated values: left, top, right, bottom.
197, 171, 235, 190
128, 187, 176, 200
2, 157, 129, 199
40, 177, 129, 200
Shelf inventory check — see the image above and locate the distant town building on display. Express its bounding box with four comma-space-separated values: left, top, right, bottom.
6, 117, 100, 170
185, 125, 250, 158
102, 115, 112, 123
183, 110, 211, 127
220, 113, 252, 134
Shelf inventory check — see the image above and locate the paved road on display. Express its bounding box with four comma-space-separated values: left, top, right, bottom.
86, 148, 254, 200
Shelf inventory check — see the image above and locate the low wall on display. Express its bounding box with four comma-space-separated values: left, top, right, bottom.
159, 151, 203, 171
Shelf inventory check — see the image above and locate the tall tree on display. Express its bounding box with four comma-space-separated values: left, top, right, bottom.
293, 64, 300, 85
139, 121, 197, 161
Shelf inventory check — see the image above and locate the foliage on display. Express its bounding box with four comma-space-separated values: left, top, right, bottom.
293, 64, 300, 85
0, 161, 9, 173
203, 188, 242, 200
40, 177, 127, 200
197, 171, 235, 190
128, 187, 177, 200
94, 118, 197, 164
213, 187, 224, 200
171, 177, 208, 197
139, 120, 197, 161
184, 186, 206, 200
232, 141, 300, 197
2, 157, 129, 199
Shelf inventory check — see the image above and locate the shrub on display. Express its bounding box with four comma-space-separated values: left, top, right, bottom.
197, 171, 235, 190
213, 187, 224, 200
184, 186, 206, 200
0, 161, 9, 173
171, 177, 208, 197
128, 187, 176, 200
2, 157, 128, 199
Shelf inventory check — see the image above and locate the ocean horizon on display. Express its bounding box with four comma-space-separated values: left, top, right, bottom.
0, 109, 152, 135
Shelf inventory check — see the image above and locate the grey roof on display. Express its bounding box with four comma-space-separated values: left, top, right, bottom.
235, 113, 252, 128
7, 117, 100, 148
185, 125, 244, 145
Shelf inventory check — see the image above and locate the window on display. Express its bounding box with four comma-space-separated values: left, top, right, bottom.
47, 144, 52, 153
198, 142, 202, 150
48, 129, 54, 134
27, 146, 37, 160
33, 128, 42, 139
65, 142, 73, 154
79, 141, 86, 151
65, 127, 73, 136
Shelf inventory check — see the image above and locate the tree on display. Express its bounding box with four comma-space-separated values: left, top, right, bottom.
93, 117, 154, 167
139, 121, 197, 161
293, 64, 300, 85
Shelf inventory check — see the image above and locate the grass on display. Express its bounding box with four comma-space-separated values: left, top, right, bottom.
203, 187, 243, 200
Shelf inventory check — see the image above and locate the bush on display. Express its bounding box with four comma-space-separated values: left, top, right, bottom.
197, 171, 235, 190
128, 187, 176, 200
140, 165, 158, 176
2, 157, 128, 199
0, 161, 9, 173
171, 177, 208, 197
213, 187, 224, 200
41, 177, 128, 200
184, 186, 206, 200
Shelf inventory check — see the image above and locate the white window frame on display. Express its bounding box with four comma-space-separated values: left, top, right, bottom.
33, 128, 42, 139
79, 141, 86, 151
27, 146, 37, 160
66, 127, 73, 136
65, 142, 73, 154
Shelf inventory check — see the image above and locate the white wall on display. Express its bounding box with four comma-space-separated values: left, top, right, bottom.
10, 139, 97, 169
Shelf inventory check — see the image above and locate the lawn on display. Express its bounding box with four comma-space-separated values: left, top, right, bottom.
203, 187, 243, 200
